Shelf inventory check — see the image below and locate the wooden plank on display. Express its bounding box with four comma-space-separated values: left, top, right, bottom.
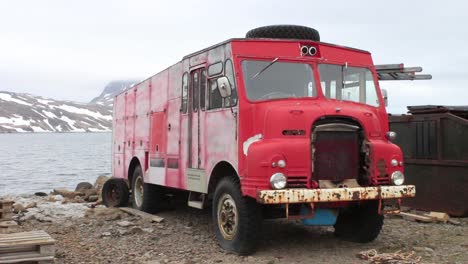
120, 207, 164, 223
0, 252, 54, 263
0, 231, 55, 247
427, 212, 450, 223
0, 231, 52, 239
0, 239, 55, 247
0, 235, 53, 242
0, 221, 17, 228
399, 212, 433, 222
0, 245, 36, 254
0, 234, 52, 240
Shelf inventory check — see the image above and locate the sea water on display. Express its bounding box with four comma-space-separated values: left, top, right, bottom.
0, 133, 111, 195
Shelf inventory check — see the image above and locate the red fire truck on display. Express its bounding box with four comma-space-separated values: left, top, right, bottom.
103, 25, 417, 255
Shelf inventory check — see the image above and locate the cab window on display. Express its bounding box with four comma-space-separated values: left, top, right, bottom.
224, 59, 238, 107
181, 72, 188, 113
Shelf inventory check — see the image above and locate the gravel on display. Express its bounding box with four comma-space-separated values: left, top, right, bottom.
4, 196, 468, 264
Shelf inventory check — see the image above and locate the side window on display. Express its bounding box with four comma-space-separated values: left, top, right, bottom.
200, 69, 206, 110
208, 62, 223, 77
224, 59, 237, 107
209, 79, 223, 109
181, 73, 188, 113
192, 71, 199, 112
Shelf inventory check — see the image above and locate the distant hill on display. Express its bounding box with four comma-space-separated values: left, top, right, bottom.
0, 80, 136, 133
90, 80, 136, 107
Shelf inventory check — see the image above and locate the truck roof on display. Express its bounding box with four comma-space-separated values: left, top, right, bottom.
183, 38, 370, 60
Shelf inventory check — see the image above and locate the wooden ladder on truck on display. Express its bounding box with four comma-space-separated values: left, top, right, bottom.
375, 63, 432, 81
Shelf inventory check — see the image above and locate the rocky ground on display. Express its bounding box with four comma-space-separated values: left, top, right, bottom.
1, 180, 467, 264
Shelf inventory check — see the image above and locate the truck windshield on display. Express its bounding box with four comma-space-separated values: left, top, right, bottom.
318, 64, 380, 107
242, 60, 316, 101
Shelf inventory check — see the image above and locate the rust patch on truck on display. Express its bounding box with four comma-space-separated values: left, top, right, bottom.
351, 191, 360, 200
257, 185, 416, 204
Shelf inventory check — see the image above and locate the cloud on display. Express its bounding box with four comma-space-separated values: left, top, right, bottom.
0, 0, 467, 107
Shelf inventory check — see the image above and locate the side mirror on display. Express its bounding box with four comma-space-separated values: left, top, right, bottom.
217, 77, 232, 98
381, 88, 388, 107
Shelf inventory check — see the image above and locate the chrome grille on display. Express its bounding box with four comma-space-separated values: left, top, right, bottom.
287, 176, 308, 188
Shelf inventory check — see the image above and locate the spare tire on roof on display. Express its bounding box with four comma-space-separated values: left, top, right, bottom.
246, 25, 320, 41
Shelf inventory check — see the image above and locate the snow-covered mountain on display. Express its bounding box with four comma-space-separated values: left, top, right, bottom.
0, 91, 113, 133
90, 80, 136, 107
0, 80, 137, 133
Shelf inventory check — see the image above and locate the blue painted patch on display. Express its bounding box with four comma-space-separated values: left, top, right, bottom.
301, 207, 338, 226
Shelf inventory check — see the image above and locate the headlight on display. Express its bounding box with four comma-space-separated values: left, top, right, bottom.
386, 131, 397, 141
270, 173, 287, 189
390, 159, 398, 167
391, 171, 405, 186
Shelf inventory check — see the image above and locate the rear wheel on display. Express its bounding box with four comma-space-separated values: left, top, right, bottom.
102, 178, 129, 207
131, 165, 163, 213
213, 177, 261, 255
334, 200, 384, 243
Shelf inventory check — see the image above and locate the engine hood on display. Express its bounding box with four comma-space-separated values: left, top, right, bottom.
261, 99, 386, 139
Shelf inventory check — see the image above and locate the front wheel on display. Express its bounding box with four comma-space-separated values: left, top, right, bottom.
334, 200, 384, 243
213, 177, 261, 255
131, 165, 163, 213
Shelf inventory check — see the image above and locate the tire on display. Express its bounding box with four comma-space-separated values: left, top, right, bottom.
102, 178, 129, 207
246, 25, 320, 41
334, 200, 384, 243
131, 165, 163, 213
212, 177, 262, 255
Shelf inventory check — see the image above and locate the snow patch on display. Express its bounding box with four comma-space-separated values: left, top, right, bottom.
0, 93, 32, 106
36, 98, 54, 104
43, 111, 57, 118
58, 105, 112, 121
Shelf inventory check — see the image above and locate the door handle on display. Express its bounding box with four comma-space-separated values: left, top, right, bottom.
168, 123, 171, 131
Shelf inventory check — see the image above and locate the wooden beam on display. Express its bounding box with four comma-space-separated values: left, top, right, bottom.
398, 212, 433, 222
120, 207, 164, 223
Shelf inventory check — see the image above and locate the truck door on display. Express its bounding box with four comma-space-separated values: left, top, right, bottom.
188, 68, 206, 169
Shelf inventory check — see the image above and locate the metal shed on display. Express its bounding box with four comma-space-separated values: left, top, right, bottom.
389, 105, 468, 216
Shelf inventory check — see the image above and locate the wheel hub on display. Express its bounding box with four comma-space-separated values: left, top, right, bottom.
134, 176, 144, 207
217, 194, 238, 240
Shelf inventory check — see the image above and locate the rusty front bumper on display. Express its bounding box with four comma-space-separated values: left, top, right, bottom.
257, 185, 416, 204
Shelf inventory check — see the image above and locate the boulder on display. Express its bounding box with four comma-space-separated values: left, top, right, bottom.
13, 203, 26, 213
25, 202, 37, 209
75, 182, 94, 193
87, 195, 99, 203
94, 175, 110, 194
83, 189, 98, 200
34, 192, 48, 197
52, 188, 82, 199
72, 196, 85, 203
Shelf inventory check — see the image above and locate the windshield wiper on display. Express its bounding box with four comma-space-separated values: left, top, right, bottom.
250, 57, 279, 80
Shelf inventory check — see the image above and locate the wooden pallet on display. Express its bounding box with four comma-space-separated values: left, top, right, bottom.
0, 201, 14, 222
0, 230, 55, 263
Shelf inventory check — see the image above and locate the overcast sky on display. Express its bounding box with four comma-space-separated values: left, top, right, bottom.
0, 0, 467, 113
